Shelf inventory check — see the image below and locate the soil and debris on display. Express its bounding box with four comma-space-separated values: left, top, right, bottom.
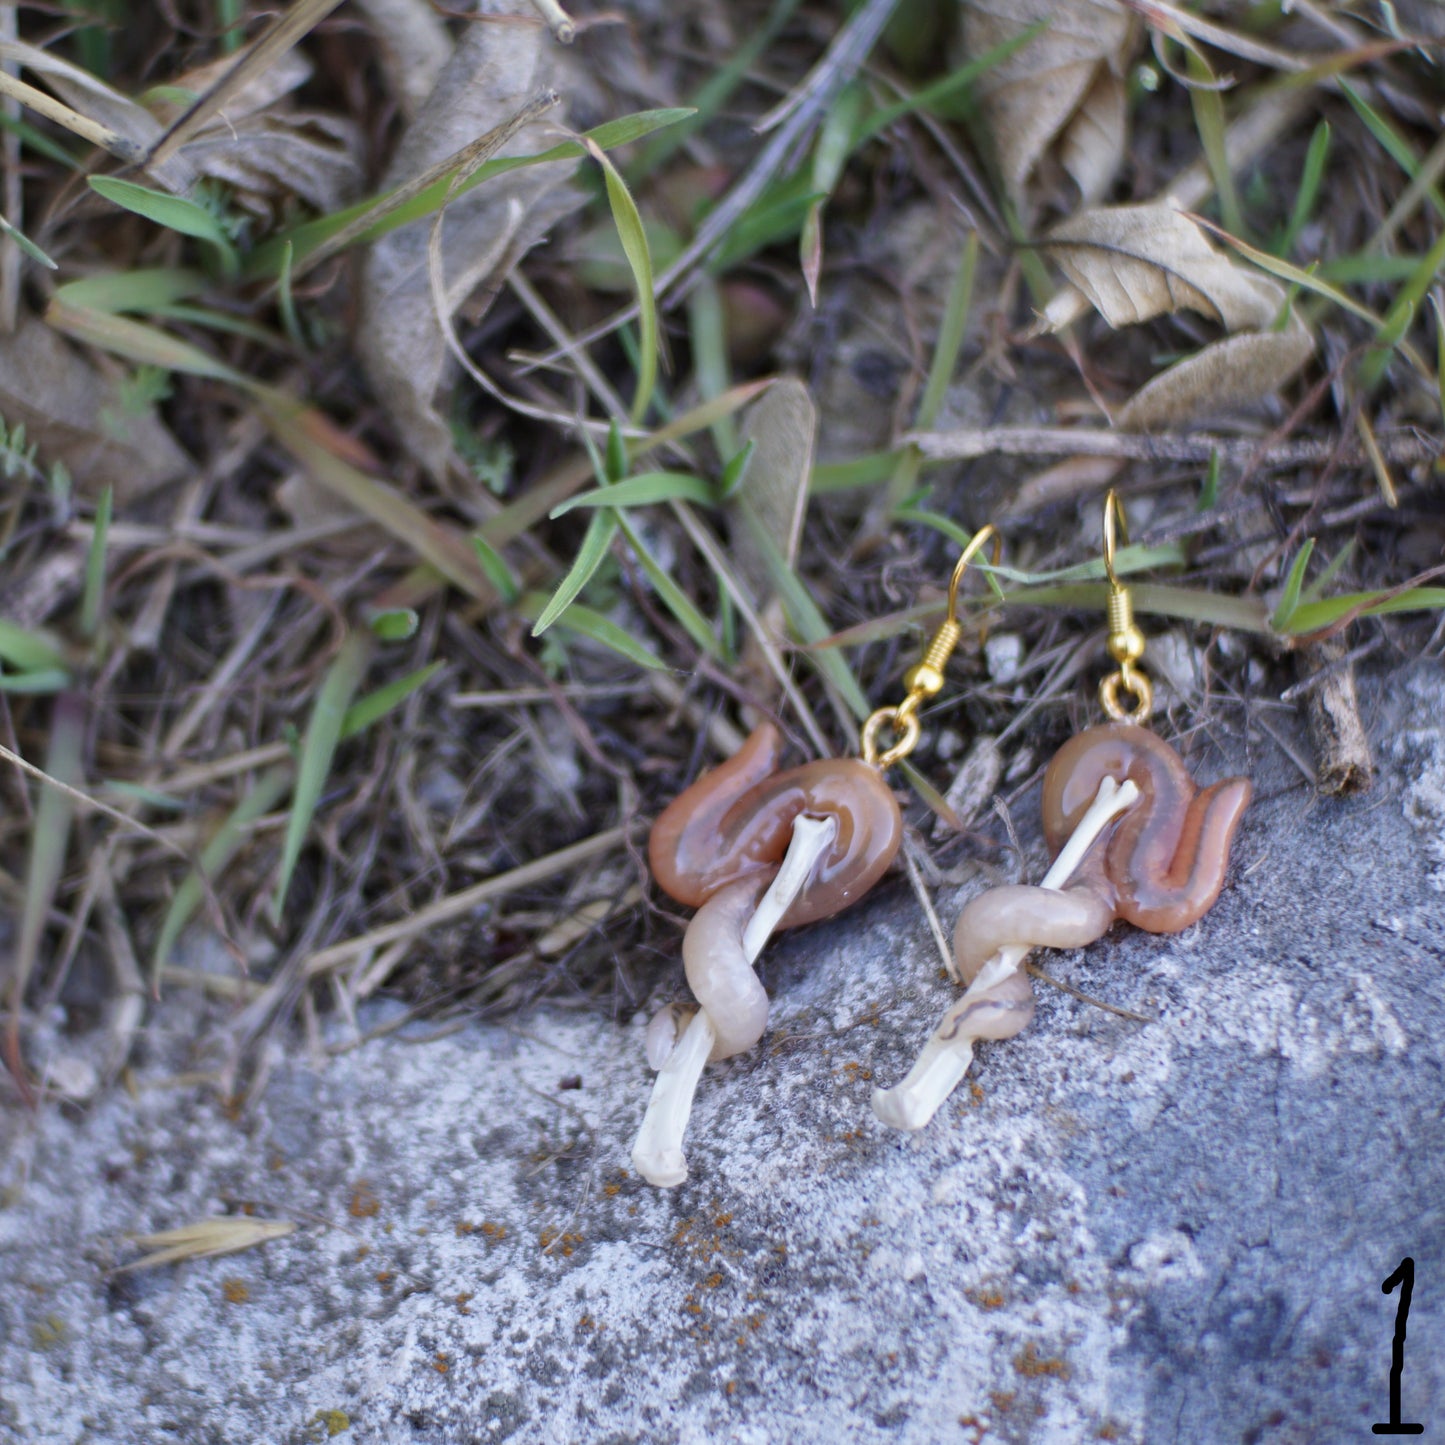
0, 0, 1439, 1163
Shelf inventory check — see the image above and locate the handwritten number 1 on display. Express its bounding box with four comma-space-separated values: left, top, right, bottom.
1372, 1257, 1423, 1436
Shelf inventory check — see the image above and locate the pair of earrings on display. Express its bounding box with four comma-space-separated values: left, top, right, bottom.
632, 494, 1252, 1188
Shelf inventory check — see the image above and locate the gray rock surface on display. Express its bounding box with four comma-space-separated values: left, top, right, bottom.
3, 664, 1444, 1445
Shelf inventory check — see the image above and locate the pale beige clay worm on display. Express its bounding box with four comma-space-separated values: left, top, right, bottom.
633, 723, 902, 1186
873, 724, 1251, 1131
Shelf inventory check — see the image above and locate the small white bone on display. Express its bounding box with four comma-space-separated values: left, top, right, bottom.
872, 776, 1139, 1132
632, 814, 838, 1188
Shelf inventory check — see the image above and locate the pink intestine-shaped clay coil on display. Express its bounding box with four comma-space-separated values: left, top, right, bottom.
649, 721, 903, 1059
875, 723, 1251, 1132
955, 722, 1252, 984
635, 723, 904, 1186
1040, 723, 1252, 931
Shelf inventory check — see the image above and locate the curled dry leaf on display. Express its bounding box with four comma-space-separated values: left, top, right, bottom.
149, 51, 361, 219
1113, 313, 1313, 431
728, 376, 814, 600
357, 5, 592, 479
727, 378, 816, 709
1039, 202, 1315, 428
4, 314, 189, 502
354, 0, 452, 120
1042, 202, 1285, 332
961, 0, 1137, 213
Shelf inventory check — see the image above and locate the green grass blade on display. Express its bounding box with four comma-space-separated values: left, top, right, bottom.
718, 439, 756, 501
0, 111, 81, 169
1360, 223, 1445, 391
687, 279, 739, 458
1316, 254, 1423, 285
364, 607, 417, 641
811, 449, 903, 493
0, 670, 69, 694
54, 267, 206, 314
339, 661, 444, 740
0, 209, 57, 269
11, 694, 83, 1038
252, 108, 694, 280
1276, 120, 1330, 257
1271, 539, 1316, 631
88, 176, 238, 278
1186, 43, 1243, 238
896, 508, 1184, 584
604, 417, 628, 484
1283, 587, 1445, 635
616, 514, 718, 658
883, 233, 978, 515
584, 138, 658, 423
801, 83, 864, 302
151, 765, 293, 984
472, 533, 521, 604
0, 619, 67, 673
1339, 80, 1445, 221
857, 23, 1043, 139
550, 470, 714, 518
521, 592, 667, 672
46, 298, 250, 384
633, 0, 798, 174
276, 239, 303, 349
1298, 539, 1355, 605
532, 509, 618, 637
80, 485, 112, 639
272, 632, 371, 918
742, 514, 871, 719
1434, 291, 1445, 430
1197, 450, 1221, 511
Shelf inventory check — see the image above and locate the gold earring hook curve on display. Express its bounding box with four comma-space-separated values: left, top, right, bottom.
1102, 488, 1129, 591
862, 525, 1002, 769
1099, 490, 1151, 722
946, 523, 1002, 627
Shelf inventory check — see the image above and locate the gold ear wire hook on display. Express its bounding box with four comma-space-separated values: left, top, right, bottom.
1099, 490, 1152, 723
862, 524, 1001, 769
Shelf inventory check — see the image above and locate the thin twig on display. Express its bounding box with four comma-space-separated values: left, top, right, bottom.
908, 424, 1440, 467
1025, 962, 1155, 1023
528, 0, 575, 44
303, 825, 636, 975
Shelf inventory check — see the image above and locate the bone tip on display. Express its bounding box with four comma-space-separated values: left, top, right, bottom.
631, 1144, 688, 1188
644, 1005, 690, 1070
870, 1084, 934, 1132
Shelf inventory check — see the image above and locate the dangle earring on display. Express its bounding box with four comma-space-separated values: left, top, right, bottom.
632, 526, 1001, 1188
873, 491, 1253, 1132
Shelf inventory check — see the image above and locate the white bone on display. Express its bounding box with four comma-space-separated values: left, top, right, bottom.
631, 814, 839, 1187
871, 776, 1139, 1132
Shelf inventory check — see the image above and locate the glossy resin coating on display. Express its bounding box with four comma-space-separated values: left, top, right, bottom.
649, 722, 903, 929
1041, 723, 1252, 933
874, 732, 1251, 1135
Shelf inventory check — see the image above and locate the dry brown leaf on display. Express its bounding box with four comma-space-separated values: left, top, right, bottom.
0, 36, 192, 188
355, 0, 452, 120
357, 6, 592, 477
1041, 201, 1285, 332
1038, 202, 1315, 428
176, 112, 361, 218
728, 376, 815, 601
961, 0, 1137, 212
1, 315, 189, 501
1058, 70, 1127, 208
1114, 314, 1314, 431
149, 51, 361, 218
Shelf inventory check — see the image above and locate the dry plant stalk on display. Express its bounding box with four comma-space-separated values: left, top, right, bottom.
1296, 638, 1375, 795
